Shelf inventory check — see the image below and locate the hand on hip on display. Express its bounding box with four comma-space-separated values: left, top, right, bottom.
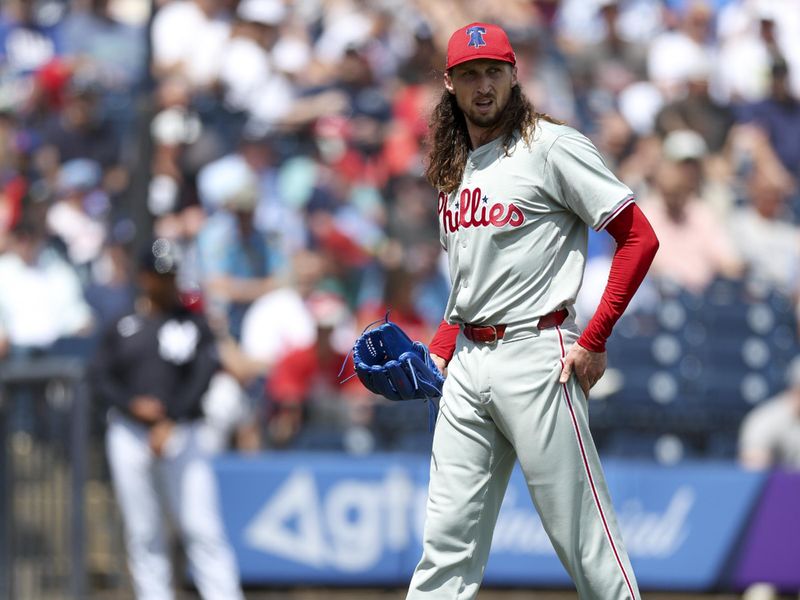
559, 342, 607, 398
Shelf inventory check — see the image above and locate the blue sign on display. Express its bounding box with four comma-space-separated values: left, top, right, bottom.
602, 461, 765, 589
215, 453, 429, 584
214, 454, 766, 590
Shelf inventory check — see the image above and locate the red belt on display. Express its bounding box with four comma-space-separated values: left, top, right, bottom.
462, 308, 569, 343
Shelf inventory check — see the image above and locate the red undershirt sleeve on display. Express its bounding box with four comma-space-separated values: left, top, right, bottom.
577, 202, 659, 353
429, 320, 461, 363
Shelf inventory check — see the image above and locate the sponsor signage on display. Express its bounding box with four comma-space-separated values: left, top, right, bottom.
483, 460, 766, 589
214, 454, 766, 589
215, 454, 428, 584
733, 471, 800, 590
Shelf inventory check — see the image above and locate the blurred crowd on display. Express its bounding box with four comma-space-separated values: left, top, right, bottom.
0, 0, 799, 454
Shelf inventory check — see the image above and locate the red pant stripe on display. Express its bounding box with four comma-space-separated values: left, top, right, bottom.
556, 326, 637, 600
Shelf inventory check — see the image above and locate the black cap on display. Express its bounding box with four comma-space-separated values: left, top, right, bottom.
138, 238, 180, 275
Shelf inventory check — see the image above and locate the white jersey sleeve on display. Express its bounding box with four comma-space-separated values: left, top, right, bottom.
543, 132, 635, 231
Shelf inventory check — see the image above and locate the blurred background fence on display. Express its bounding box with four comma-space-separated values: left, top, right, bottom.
0, 355, 89, 599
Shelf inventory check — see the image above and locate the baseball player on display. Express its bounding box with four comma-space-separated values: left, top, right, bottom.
408, 23, 660, 599
90, 239, 244, 600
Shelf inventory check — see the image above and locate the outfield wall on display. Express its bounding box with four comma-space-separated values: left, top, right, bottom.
213, 454, 799, 591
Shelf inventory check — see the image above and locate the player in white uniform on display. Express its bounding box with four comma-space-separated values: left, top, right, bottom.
407, 23, 660, 599
91, 240, 244, 600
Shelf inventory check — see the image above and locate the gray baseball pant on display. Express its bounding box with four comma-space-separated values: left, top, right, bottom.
106, 412, 244, 600
407, 322, 639, 599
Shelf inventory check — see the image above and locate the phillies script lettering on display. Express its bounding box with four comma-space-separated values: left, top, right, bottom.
438, 187, 524, 233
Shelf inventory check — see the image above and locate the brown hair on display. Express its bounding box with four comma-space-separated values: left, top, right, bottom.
424, 82, 561, 193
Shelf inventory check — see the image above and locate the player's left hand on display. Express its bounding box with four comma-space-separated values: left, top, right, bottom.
559, 342, 607, 398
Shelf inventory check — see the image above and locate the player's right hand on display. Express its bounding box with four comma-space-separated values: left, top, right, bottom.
130, 395, 166, 424
149, 419, 175, 457
431, 353, 448, 378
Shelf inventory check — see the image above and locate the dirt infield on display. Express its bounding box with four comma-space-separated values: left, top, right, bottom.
232, 590, 747, 600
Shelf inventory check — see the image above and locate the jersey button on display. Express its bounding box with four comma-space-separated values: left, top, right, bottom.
461, 240, 467, 248
462, 279, 469, 288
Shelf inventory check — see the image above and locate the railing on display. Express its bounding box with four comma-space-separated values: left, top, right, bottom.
0, 357, 89, 600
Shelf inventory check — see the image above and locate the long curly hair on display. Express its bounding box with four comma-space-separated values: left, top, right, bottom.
425, 83, 559, 193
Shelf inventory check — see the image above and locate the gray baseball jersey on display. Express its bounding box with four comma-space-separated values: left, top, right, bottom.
438, 120, 634, 326
410, 118, 642, 600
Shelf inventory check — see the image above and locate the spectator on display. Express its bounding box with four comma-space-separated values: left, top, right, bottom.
90, 238, 244, 600
655, 56, 734, 153
196, 168, 284, 337
266, 292, 363, 447
38, 79, 122, 170
0, 217, 92, 357
739, 356, 800, 470
198, 131, 306, 255
218, 0, 292, 129
84, 238, 137, 331
148, 75, 206, 215
738, 59, 800, 180
151, 0, 231, 90
514, 26, 577, 125
231, 249, 326, 383
571, 0, 648, 83
357, 264, 431, 344
593, 110, 637, 171
660, 128, 732, 215
46, 158, 107, 271
323, 45, 394, 187
729, 169, 800, 294
384, 176, 450, 329
23, 58, 72, 130
202, 370, 256, 453
570, 0, 647, 127
0, 116, 35, 247
214, 249, 338, 450
647, 1, 714, 100
716, 6, 787, 103
640, 159, 742, 292
61, 0, 147, 96
0, 0, 62, 78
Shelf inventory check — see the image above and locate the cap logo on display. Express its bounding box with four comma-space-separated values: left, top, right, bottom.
466, 25, 486, 48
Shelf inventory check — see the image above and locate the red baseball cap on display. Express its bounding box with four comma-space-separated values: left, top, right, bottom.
446, 22, 516, 70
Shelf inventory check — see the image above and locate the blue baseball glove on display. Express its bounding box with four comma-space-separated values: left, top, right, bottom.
352, 321, 445, 401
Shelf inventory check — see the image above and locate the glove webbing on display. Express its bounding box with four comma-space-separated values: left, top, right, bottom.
337, 313, 389, 385
339, 312, 440, 432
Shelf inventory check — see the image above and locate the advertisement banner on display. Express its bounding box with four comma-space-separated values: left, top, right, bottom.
733, 471, 800, 590
214, 454, 429, 584
214, 454, 766, 589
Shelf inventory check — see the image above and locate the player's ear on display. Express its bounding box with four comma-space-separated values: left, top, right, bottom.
511, 65, 519, 88
444, 70, 455, 94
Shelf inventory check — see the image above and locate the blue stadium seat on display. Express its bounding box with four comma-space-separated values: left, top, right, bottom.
47, 335, 99, 360
394, 430, 434, 453
290, 426, 346, 452
600, 431, 700, 465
